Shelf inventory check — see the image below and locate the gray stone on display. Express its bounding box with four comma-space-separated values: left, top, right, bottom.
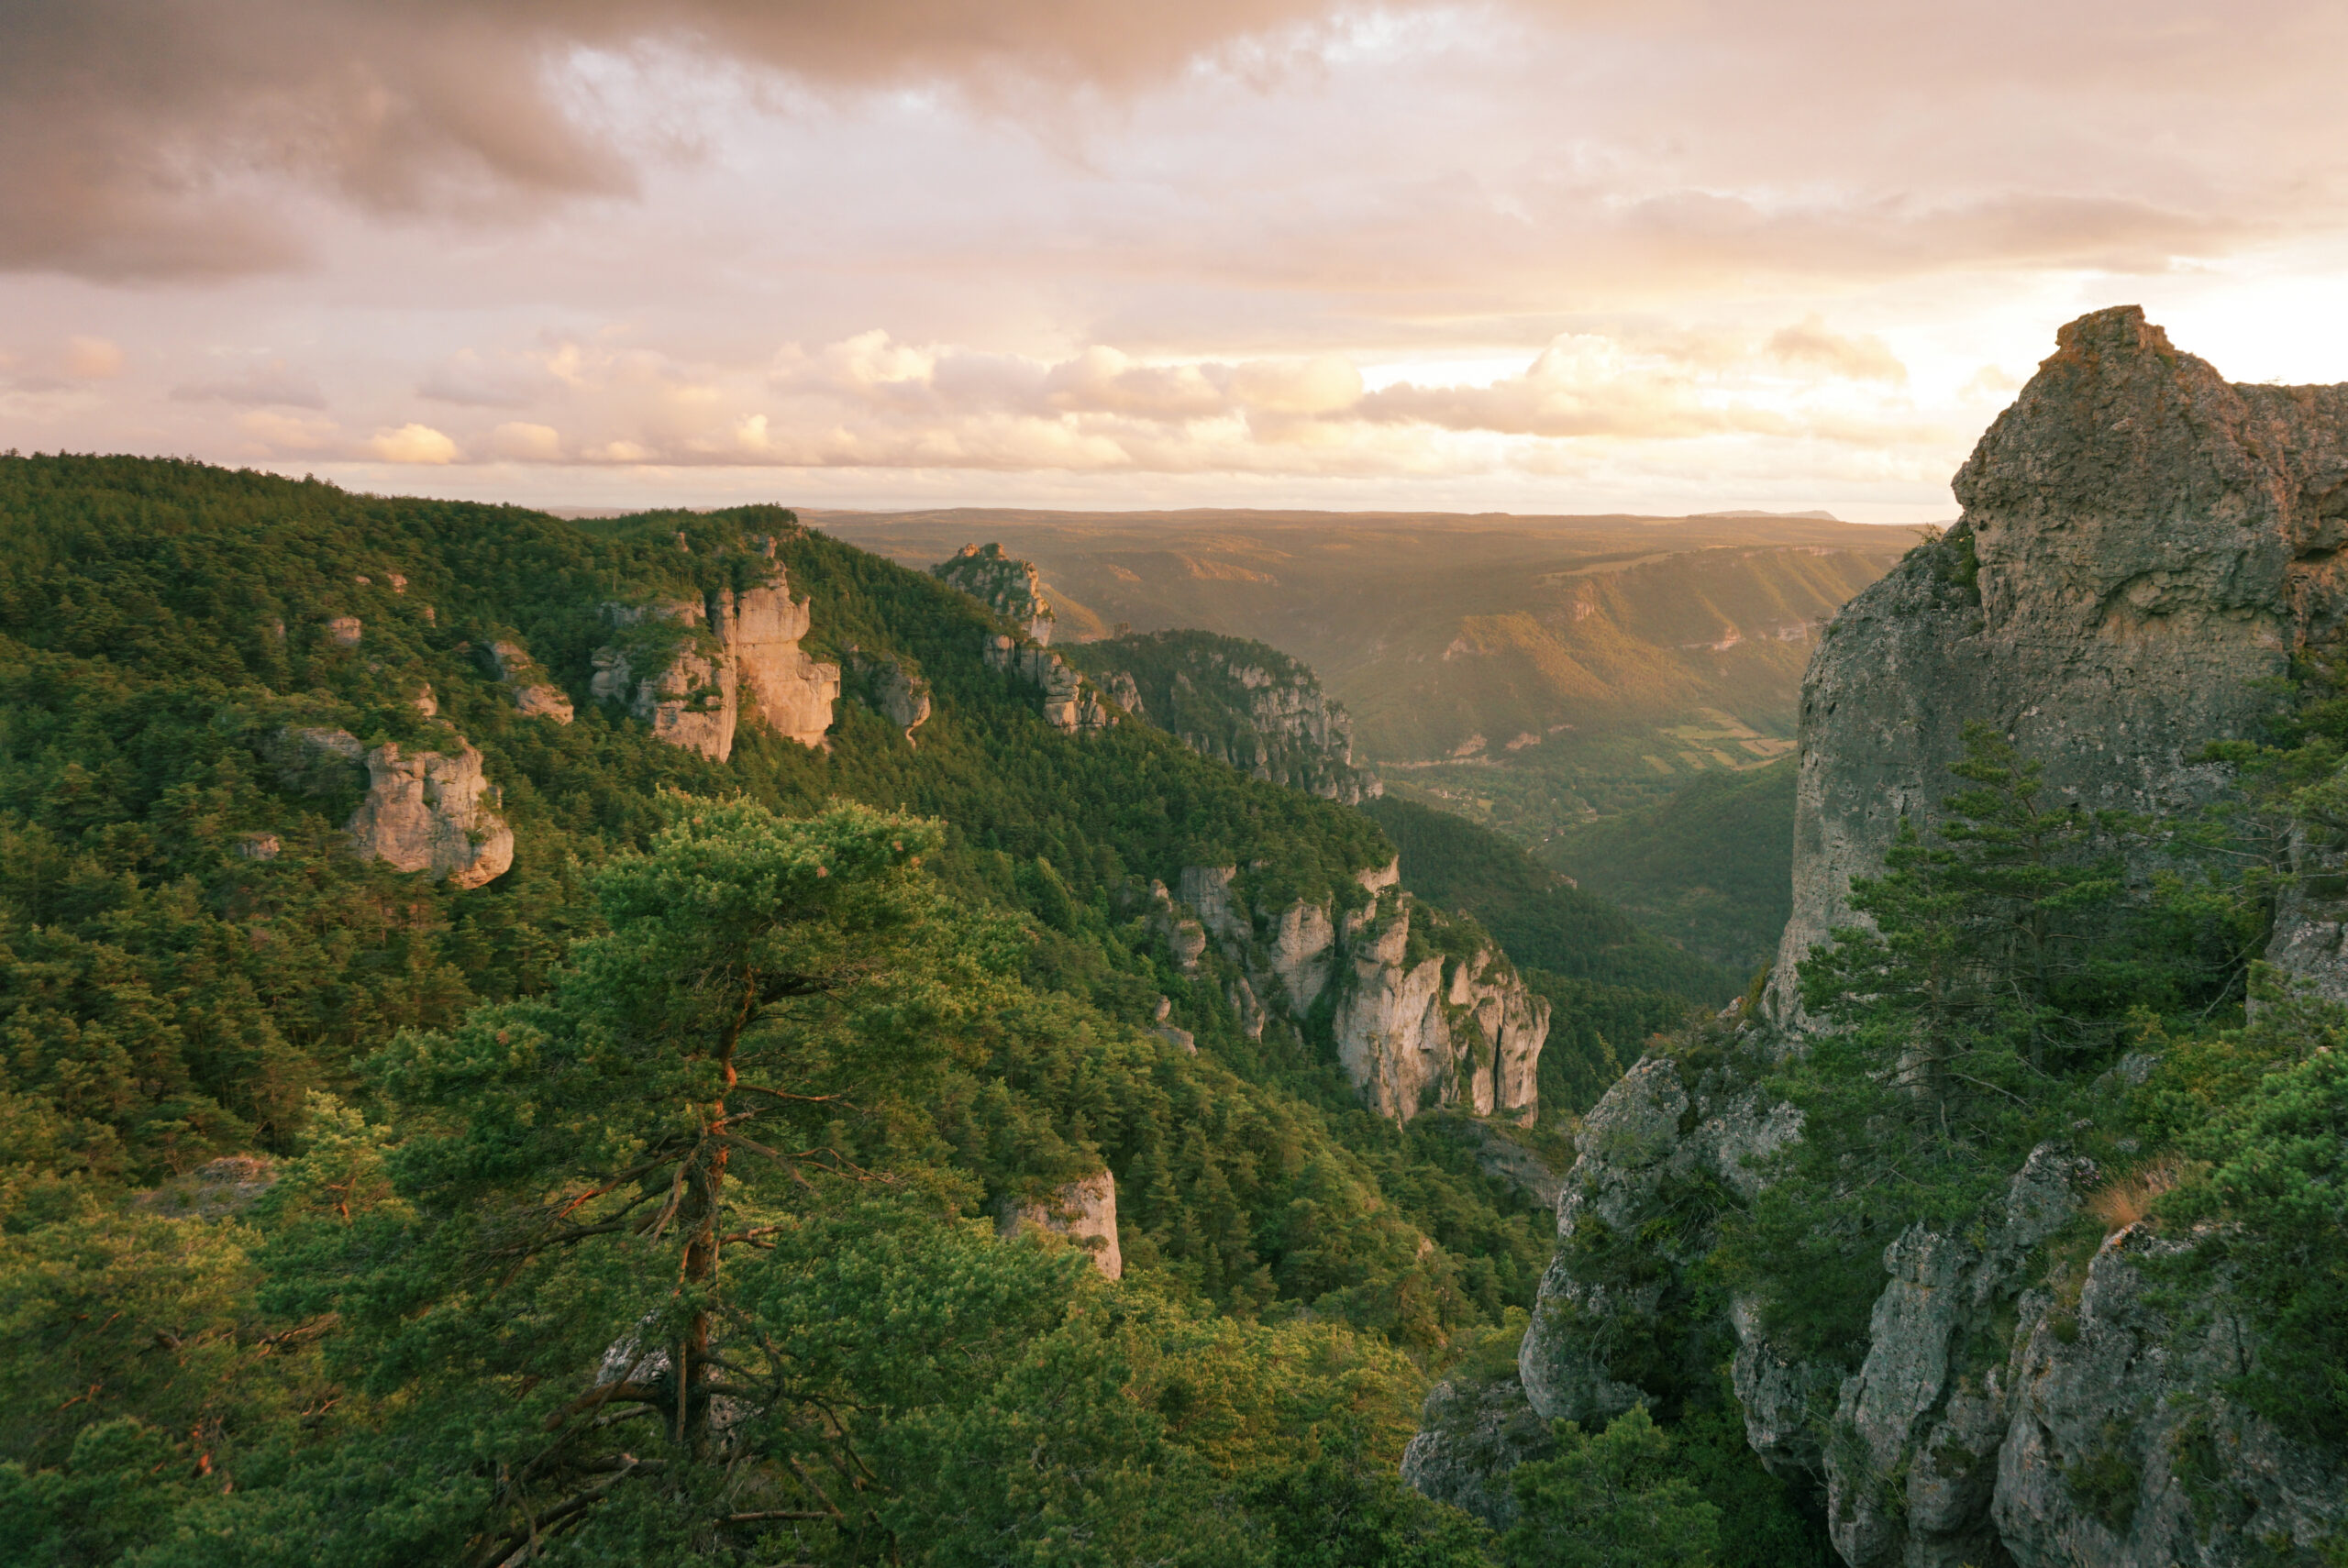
935, 542, 1056, 644
1401, 1367, 1555, 1529
1770, 305, 2348, 1025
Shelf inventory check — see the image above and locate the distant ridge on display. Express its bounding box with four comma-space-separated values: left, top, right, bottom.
1687, 508, 1841, 520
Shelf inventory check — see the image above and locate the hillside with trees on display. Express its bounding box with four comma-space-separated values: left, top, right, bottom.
0, 455, 1784, 1566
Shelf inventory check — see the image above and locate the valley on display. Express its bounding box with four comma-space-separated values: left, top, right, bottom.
812, 508, 1906, 850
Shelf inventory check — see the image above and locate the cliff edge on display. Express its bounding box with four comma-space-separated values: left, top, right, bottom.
1770, 305, 2348, 1022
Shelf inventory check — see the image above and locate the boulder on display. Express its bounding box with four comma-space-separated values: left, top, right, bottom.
1401, 1364, 1555, 1529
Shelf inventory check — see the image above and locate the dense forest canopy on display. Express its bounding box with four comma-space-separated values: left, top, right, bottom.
0, 455, 1772, 1566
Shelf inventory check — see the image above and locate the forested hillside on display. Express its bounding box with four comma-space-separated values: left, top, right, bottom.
1545, 758, 1796, 977
0, 455, 1777, 1566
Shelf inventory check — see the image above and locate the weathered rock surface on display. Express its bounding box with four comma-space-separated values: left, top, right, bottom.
997, 1170, 1122, 1280
598, 569, 840, 760
1518, 1048, 1798, 1426
845, 649, 933, 743
1821, 1145, 2095, 1568
936, 542, 1056, 644
345, 737, 515, 889
1771, 305, 2348, 1023
1068, 630, 1382, 804
1154, 861, 1546, 1123
487, 639, 574, 723
722, 577, 840, 747
1994, 1225, 2348, 1568
983, 635, 1114, 734
1332, 896, 1549, 1121
1401, 1364, 1555, 1529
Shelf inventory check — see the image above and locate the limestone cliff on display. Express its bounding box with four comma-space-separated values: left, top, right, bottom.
345, 736, 515, 889
596, 567, 840, 761
996, 1170, 1122, 1280
1153, 860, 1547, 1124
982, 634, 1114, 734
486, 638, 574, 723
720, 576, 840, 747
936, 541, 1056, 644
1066, 628, 1382, 804
1994, 1224, 2347, 1568
1771, 305, 2348, 1022
1516, 1043, 1797, 1429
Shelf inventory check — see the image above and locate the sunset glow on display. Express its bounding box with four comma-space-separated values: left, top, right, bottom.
5, 0, 2342, 519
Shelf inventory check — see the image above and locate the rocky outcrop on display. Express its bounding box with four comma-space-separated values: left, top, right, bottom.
1068, 629, 1382, 804
1151, 861, 1546, 1123
1332, 896, 1549, 1121
620, 602, 737, 761
1518, 1048, 1798, 1426
597, 569, 840, 760
346, 737, 515, 889
983, 635, 1114, 734
1994, 1225, 2348, 1568
1770, 306, 2348, 1023
997, 1170, 1122, 1280
1401, 1361, 1556, 1529
845, 649, 932, 744
1819, 1145, 2095, 1568
487, 639, 574, 723
721, 577, 840, 747
936, 542, 1055, 644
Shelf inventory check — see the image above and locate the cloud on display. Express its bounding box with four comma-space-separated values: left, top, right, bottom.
64, 337, 125, 379
1359, 336, 1794, 439
0, 0, 1339, 281
366, 423, 460, 463
488, 421, 563, 460
369, 325, 1955, 479
1766, 316, 1907, 384
418, 351, 561, 409
238, 409, 338, 453
172, 359, 327, 408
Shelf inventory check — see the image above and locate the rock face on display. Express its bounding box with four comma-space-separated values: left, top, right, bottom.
845, 649, 933, 744
1155, 861, 1547, 1124
936, 542, 1056, 644
722, 577, 840, 747
1770, 305, 2348, 1022
982, 635, 1115, 734
597, 569, 840, 761
487, 639, 574, 723
1994, 1226, 2348, 1568
1817, 1145, 2095, 1568
1067, 630, 1382, 804
1518, 1047, 1798, 1427
1333, 896, 1549, 1121
1401, 1362, 1556, 1529
997, 1170, 1122, 1280
345, 737, 515, 889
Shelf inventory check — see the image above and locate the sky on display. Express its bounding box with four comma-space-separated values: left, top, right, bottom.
4, 0, 2346, 524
